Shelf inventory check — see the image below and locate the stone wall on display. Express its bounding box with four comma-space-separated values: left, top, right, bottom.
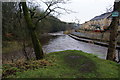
72, 31, 120, 44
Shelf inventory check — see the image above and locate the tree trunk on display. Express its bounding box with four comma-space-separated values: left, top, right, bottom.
21, 2, 44, 60
106, 1, 120, 61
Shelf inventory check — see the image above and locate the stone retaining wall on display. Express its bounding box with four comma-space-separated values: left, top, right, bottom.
72, 31, 120, 43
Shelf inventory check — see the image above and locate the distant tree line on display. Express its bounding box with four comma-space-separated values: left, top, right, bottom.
2, 2, 74, 41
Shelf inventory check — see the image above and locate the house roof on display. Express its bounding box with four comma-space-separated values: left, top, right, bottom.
90, 12, 112, 21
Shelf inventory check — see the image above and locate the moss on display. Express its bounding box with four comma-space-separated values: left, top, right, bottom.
21, 2, 44, 60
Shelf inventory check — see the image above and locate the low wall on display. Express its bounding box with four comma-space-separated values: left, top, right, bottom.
71, 31, 120, 44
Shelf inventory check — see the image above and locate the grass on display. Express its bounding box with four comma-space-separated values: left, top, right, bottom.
2, 41, 32, 54
3, 50, 119, 78
2, 41, 23, 54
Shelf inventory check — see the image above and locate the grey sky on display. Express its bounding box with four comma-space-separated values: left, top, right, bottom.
27, 0, 115, 23
58, 0, 115, 23
1, 0, 115, 23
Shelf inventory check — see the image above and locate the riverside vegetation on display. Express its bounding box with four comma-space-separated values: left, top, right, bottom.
2, 1, 120, 79
3, 50, 119, 78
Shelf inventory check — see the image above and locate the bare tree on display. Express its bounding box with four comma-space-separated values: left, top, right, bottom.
33, 0, 71, 29
21, 0, 70, 60
106, 5, 113, 13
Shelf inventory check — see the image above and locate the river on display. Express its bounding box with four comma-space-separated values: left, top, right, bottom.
2, 31, 119, 63
43, 32, 108, 59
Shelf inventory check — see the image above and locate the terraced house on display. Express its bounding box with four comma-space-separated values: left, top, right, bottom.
81, 12, 120, 31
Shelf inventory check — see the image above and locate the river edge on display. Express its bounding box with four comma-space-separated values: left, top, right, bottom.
69, 33, 120, 50
71, 31, 120, 46
69, 32, 120, 62
2, 31, 120, 64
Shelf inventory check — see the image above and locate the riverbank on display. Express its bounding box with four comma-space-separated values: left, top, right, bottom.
69, 33, 120, 50
71, 30, 120, 45
3, 32, 119, 64
3, 50, 119, 78
69, 32, 120, 61
2, 34, 59, 64
70, 31, 120, 47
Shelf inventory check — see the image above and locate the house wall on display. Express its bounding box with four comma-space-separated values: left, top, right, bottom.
81, 18, 120, 31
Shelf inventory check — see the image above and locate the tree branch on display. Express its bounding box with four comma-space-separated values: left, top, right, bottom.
34, 0, 72, 29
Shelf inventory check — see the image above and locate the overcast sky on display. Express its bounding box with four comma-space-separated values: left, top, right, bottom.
34, 0, 115, 23
57, 0, 115, 23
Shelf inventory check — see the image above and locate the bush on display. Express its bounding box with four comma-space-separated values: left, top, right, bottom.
2, 59, 53, 78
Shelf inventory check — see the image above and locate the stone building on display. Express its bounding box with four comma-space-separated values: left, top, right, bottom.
81, 12, 120, 31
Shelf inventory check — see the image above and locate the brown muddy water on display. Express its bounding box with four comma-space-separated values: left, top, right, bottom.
2, 31, 119, 63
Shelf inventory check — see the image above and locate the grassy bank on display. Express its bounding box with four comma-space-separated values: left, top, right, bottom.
3, 50, 119, 78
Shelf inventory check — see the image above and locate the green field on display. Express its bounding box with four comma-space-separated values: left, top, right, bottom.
3, 50, 119, 78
